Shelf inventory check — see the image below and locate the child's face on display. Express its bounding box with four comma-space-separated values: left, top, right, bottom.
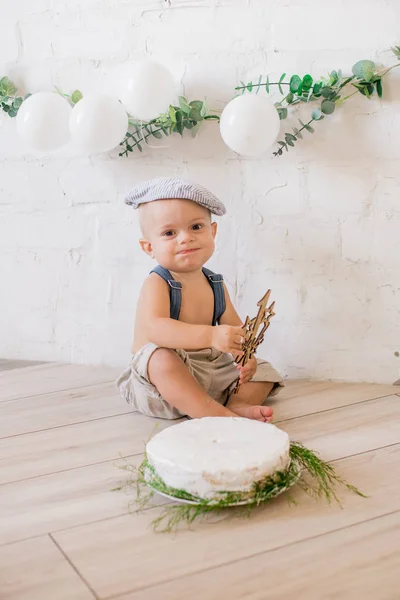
139, 199, 217, 273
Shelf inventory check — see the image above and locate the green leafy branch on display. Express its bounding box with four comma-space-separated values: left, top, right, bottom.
54, 87, 83, 105
0, 76, 30, 118
0, 76, 216, 156
238, 47, 400, 157
0, 78, 83, 120
119, 96, 220, 157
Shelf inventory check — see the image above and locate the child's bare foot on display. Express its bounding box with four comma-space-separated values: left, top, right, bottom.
230, 404, 273, 422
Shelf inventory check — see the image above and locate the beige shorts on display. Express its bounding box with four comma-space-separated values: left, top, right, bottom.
117, 343, 284, 420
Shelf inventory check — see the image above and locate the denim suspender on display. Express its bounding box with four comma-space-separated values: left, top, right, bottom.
150, 265, 226, 325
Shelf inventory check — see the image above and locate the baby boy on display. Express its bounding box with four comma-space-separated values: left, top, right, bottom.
117, 177, 283, 421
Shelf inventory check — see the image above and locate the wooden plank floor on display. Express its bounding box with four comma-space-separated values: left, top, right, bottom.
1, 361, 399, 600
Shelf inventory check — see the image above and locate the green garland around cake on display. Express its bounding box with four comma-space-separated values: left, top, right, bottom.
113, 442, 365, 533
1, 45, 399, 158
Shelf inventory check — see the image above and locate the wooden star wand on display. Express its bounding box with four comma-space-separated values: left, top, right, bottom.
234, 290, 276, 393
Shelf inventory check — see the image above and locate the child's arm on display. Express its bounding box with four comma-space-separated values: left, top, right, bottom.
135, 275, 243, 354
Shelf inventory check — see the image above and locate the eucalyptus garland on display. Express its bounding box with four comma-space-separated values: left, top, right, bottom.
119, 98, 220, 157
1, 45, 399, 157
236, 49, 400, 156
113, 442, 365, 533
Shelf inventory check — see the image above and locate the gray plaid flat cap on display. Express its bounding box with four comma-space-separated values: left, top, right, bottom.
125, 176, 226, 216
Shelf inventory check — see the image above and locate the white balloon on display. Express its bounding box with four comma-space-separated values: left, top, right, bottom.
69, 94, 128, 153
220, 94, 280, 157
119, 60, 176, 121
16, 92, 71, 151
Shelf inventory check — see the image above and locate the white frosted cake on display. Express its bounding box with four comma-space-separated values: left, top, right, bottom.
146, 417, 290, 499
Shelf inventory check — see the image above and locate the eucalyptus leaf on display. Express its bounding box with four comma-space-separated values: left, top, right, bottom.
278, 107, 288, 120
353, 82, 374, 98
289, 74, 301, 93
391, 46, 400, 60
12, 97, 23, 109
302, 74, 313, 91
168, 106, 177, 123
179, 96, 191, 114
340, 76, 354, 88
71, 90, 83, 104
191, 123, 201, 137
293, 127, 302, 139
321, 99, 336, 114
0, 76, 17, 96
352, 60, 375, 82
304, 123, 315, 133
376, 78, 383, 98
321, 86, 333, 99
362, 84, 373, 98
313, 82, 322, 96
266, 75, 270, 93
175, 111, 184, 135
189, 100, 204, 121
297, 81, 303, 96
312, 108, 322, 120
278, 72, 285, 95
189, 108, 203, 121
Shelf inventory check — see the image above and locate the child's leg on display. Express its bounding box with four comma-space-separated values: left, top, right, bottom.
148, 348, 236, 419
226, 382, 274, 422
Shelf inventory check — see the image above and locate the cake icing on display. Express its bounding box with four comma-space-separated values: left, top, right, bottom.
146, 417, 290, 499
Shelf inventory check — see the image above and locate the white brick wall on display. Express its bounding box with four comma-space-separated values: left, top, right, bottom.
1, 0, 400, 384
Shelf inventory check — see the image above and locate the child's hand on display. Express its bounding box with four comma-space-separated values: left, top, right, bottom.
236, 356, 257, 385
211, 325, 244, 357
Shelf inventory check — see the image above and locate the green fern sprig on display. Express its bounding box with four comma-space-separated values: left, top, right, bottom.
114, 442, 365, 533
